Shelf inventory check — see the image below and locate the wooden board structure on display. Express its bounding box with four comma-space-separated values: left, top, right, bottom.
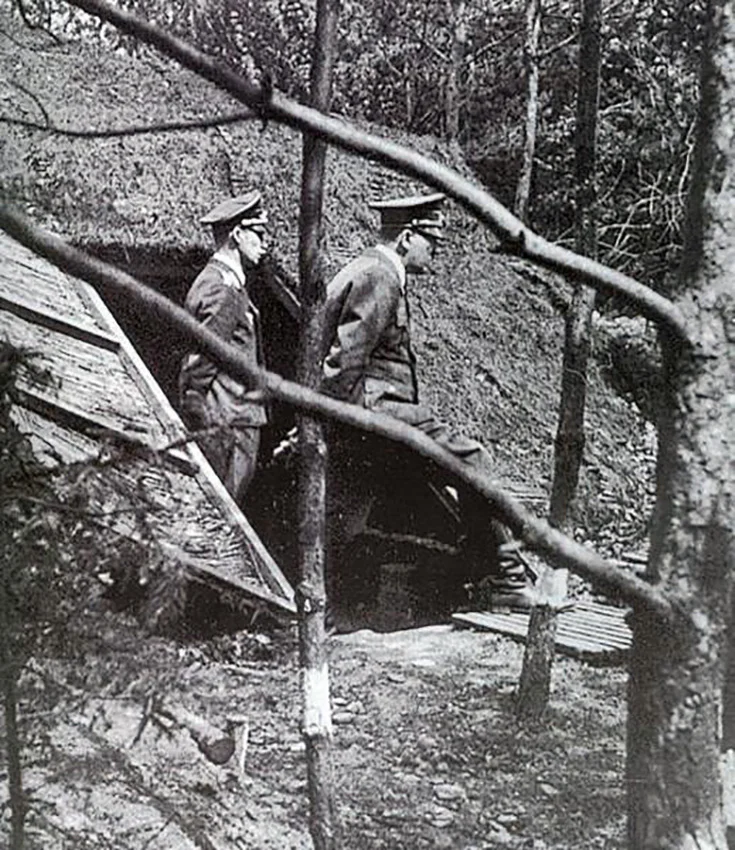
452, 600, 632, 663
0, 231, 295, 617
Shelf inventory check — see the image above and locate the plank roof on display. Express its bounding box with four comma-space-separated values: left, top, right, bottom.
0, 230, 296, 617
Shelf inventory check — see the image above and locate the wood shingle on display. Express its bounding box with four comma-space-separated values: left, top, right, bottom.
0, 230, 295, 617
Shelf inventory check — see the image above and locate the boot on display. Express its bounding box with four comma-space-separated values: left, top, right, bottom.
487, 540, 537, 611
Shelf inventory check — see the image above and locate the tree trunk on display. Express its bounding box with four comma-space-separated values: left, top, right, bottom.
2, 669, 25, 850
516, 0, 599, 724
626, 3, 735, 847
551, 0, 600, 530
1, 569, 25, 850
514, 0, 541, 222
515, 604, 555, 724
295, 1, 340, 848
444, 0, 466, 143
516, 566, 567, 722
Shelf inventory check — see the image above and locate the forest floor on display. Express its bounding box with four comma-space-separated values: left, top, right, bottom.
3, 594, 628, 850
0, 178, 653, 848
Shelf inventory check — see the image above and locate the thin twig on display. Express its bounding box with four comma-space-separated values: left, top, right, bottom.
7, 80, 51, 128
0, 111, 257, 138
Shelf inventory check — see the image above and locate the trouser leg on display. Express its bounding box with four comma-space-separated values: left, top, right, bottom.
459, 488, 528, 590
180, 388, 261, 504
229, 427, 261, 504
194, 427, 233, 491
193, 424, 260, 505
325, 432, 382, 618
372, 399, 531, 591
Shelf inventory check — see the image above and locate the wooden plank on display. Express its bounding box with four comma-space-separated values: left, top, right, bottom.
1, 231, 295, 614
0, 238, 103, 326
73, 280, 182, 441
75, 276, 296, 611
161, 545, 296, 614
557, 627, 630, 650
566, 607, 630, 626
574, 601, 630, 619
1, 310, 165, 436
17, 388, 148, 441
557, 610, 631, 635
0, 292, 120, 351
452, 602, 632, 660
10, 404, 100, 466
557, 628, 631, 649
560, 611, 632, 637
559, 605, 632, 630
16, 390, 200, 476
558, 615, 632, 640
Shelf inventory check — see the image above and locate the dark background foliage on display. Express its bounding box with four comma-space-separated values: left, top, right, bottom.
9, 0, 706, 295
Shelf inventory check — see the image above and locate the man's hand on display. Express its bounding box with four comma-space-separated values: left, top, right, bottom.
181, 390, 208, 431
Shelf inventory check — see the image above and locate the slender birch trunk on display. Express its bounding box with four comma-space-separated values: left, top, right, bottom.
0, 577, 25, 850
517, 0, 600, 723
514, 0, 541, 222
444, 0, 466, 143
295, 1, 340, 847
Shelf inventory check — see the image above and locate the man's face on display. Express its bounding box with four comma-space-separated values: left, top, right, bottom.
234, 224, 267, 269
402, 231, 438, 274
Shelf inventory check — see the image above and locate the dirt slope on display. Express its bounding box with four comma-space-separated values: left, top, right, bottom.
3, 602, 627, 850
0, 10, 656, 549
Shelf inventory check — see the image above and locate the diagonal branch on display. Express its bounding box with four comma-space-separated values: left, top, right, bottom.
63, 0, 691, 344
0, 204, 674, 622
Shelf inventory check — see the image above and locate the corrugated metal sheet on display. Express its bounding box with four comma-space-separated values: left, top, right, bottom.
0, 231, 295, 615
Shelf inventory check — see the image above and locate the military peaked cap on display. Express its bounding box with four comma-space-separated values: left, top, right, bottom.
369, 192, 447, 240
200, 190, 268, 229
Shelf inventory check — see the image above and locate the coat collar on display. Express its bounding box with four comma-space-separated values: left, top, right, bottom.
373, 244, 406, 291
211, 252, 245, 290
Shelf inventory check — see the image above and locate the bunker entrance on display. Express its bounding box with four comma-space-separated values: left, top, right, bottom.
92, 244, 479, 635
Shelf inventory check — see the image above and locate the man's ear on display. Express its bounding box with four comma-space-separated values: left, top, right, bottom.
395, 230, 411, 257
401, 229, 415, 249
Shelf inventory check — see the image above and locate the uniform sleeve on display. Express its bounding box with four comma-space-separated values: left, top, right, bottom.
193, 276, 241, 341
181, 271, 241, 394
322, 270, 399, 402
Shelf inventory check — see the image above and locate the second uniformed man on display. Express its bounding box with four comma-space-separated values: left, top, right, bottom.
179, 190, 268, 504
321, 192, 535, 609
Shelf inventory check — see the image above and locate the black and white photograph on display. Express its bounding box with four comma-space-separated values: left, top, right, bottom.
0, 0, 732, 847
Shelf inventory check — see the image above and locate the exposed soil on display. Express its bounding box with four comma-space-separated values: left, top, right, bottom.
3, 596, 627, 850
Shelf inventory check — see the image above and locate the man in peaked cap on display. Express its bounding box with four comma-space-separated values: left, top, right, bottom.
321, 192, 534, 611
179, 191, 269, 504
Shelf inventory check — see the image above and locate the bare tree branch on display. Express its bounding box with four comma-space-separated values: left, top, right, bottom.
0, 110, 257, 138
539, 29, 576, 59
63, 0, 692, 344
14, 0, 63, 43
0, 203, 674, 622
